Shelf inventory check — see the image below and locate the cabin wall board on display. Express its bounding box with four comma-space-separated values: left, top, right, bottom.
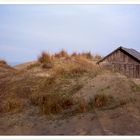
100, 49, 140, 78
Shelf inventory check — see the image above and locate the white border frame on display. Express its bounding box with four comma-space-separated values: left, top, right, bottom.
0, 1, 140, 139
0, 0, 140, 4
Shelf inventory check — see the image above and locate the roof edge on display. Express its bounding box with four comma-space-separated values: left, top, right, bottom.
97, 46, 140, 64
96, 46, 122, 64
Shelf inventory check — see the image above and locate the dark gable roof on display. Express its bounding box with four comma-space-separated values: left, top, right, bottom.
97, 46, 140, 64
121, 47, 140, 61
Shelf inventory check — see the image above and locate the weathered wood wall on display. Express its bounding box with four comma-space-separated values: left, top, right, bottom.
100, 49, 140, 78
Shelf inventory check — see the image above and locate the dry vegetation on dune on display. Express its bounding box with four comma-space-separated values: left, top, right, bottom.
0, 59, 7, 65
0, 50, 103, 115
0, 50, 139, 117
38, 51, 52, 63
54, 49, 69, 58
0, 50, 140, 135
71, 51, 93, 60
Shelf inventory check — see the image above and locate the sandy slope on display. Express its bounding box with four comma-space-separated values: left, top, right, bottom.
0, 99, 139, 135
0, 60, 140, 135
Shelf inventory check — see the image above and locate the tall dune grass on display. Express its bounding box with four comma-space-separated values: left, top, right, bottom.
54, 49, 69, 58
38, 51, 52, 63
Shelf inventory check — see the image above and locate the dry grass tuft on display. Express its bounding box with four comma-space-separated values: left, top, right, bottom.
71, 52, 93, 60
0, 97, 24, 113
38, 51, 52, 64
54, 49, 69, 58
38, 51, 54, 69
93, 93, 113, 108
30, 93, 74, 115
75, 98, 89, 113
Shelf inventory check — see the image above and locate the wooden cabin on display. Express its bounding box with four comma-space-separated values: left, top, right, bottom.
97, 46, 140, 78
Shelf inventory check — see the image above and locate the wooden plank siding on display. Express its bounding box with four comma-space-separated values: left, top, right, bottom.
98, 48, 140, 78
111, 63, 140, 78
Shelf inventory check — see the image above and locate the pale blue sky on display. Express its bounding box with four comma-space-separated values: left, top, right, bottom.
0, 5, 140, 64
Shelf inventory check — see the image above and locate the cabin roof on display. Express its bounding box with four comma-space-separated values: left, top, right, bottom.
97, 46, 140, 64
